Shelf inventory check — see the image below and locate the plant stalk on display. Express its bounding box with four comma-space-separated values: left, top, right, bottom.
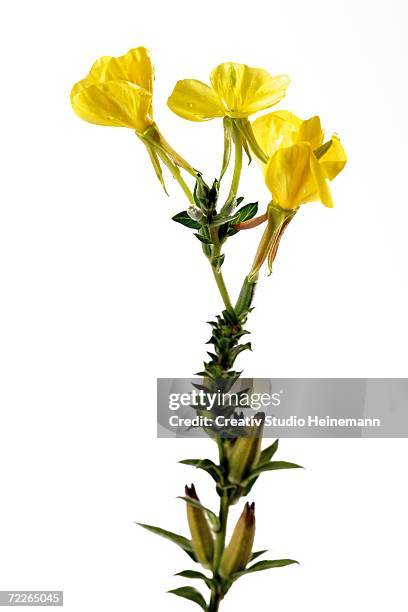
209, 590, 221, 612
209, 226, 234, 313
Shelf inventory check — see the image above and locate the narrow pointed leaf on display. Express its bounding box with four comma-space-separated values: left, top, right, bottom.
234, 202, 258, 223
175, 570, 213, 589
249, 461, 303, 480
259, 439, 279, 464
194, 233, 212, 245
233, 559, 299, 579
179, 459, 222, 483
136, 523, 196, 561
168, 586, 207, 611
172, 211, 202, 230
250, 550, 268, 562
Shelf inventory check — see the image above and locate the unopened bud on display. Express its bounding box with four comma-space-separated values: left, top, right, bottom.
185, 484, 214, 569
228, 413, 265, 484
220, 502, 256, 578
187, 206, 205, 223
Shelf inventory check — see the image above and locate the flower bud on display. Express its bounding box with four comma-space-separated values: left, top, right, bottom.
220, 502, 256, 578
187, 206, 205, 223
227, 413, 265, 485
185, 484, 214, 569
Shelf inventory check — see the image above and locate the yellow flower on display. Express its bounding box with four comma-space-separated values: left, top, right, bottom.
265, 142, 334, 209
252, 111, 346, 210
168, 62, 290, 121
70, 47, 154, 132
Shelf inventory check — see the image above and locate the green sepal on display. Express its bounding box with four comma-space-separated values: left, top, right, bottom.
172, 211, 202, 230
314, 139, 333, 160
168, 586, 208, 611
144, 141, 169, 195
136, 523, 197, 562
220, 117, 233, 180
232, 559, 299, 579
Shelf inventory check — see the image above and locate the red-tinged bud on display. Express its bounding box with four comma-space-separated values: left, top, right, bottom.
185, 484, 214, 569
220, 502, 256, 578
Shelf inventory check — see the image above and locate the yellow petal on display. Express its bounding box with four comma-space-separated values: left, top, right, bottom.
319, 135, 347, 180
310, 151, 333, 207
167, 79, 224, 121
210, 63, 289, 118
297, 115, 323, 149
71, 81, 153, 131
88, 47, 153, 92
265, 143, 332, 210
265, 143, 313, 210
252, 111, 301, 157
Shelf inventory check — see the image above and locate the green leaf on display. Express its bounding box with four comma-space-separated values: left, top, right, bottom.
172, 211, 202, 230
233, 559, 299, 579
179, 459, 222, 484
194, 233, 212, 245
250, 550, 268, 562
168, 586, 208, 611
259, 439, 279, 464
136, 523, 196, 562
234, 202, 258, 223
249, 461, 303, 479
211, 214, 240, 227
178, 497, 220, 531
175, 570, 213, 589
211, 254, 225, 270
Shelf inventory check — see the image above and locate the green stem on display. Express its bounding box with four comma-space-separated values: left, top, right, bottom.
156, 149, 195, 205
213, 494, 229, 574
209, 227, 234, 313
236, 118, 268, 164
208, 441, 230, 612
209, 590, 221, 612
208, 591, 221, 612
226, 126, 243, 204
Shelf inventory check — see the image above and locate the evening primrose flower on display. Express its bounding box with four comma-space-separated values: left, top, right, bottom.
70, 46, 196, 190
70, 47, 154, 131
168, 62, 290, 121
252, 111, 347, 209
248, 113, 346, 279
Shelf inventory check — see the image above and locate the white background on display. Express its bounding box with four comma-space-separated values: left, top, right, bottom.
0, 0, 407, 610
